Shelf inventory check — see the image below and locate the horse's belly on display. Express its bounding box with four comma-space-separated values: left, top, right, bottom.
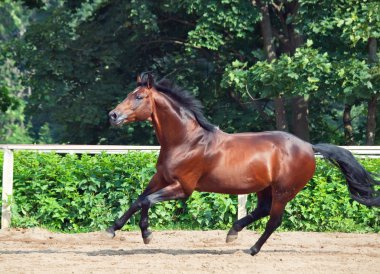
195, 168, 270, 195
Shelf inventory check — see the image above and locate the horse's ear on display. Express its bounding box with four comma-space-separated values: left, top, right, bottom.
147, 73, 154, 89
137, 74, 142, 85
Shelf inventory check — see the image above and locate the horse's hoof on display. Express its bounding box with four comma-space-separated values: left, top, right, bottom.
226, 229, 238, 243
143, 232, 153, 244
250, 246, 260, 256
104, 228, 116, 239
226, 233, 238, 243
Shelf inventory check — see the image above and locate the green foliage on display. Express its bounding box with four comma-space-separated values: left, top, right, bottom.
1, 0, 380, 145
187, 0, 259, 50
307, 0, 380, 45
224, 42, 333, 99
0, 37, 22, 113
0, 0, 28, 112
0, 1, 34, 143
0, 101, 33, 144
0, 0, 30, 41
36, 123, 53, 144
0, 152, 378, 232
303, 0, 379, 98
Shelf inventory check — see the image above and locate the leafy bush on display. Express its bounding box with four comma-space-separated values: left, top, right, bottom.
0, 151, 379, 232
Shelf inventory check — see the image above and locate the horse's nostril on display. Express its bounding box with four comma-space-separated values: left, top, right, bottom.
109, 111, 118, 121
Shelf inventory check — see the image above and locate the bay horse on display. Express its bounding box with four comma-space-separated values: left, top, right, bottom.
107, 72, 380, 255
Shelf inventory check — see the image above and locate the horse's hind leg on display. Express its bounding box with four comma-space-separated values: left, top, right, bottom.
226, 187, 272, 243
106, 199, 143, 238
250, 199, 286, 256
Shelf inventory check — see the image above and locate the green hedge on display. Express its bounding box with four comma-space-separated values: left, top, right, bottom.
0, 151, 379, 233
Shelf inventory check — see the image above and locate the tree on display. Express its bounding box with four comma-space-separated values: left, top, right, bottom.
3, 0, 378, 146
0, 0, 33, 143
0, 0, 28, 113
367, 38, 378, 145
305, 0, 380, 144
328, 0, 379, 145
255, 0, 288, 132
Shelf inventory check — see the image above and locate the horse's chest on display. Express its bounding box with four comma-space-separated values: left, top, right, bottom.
157, 151, 204, 183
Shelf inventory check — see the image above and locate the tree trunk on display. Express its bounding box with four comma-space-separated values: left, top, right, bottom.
287, 12, 310, 141
256, 0, 288, 131
274, 97, 288, 131
368, 37, 379, 63
366, 95, 377, 145
257, 0, 276, 62
366, 37, 378, 145
291, 96, 310, 141
343, 104, 355, 145
271, 1, 309, 139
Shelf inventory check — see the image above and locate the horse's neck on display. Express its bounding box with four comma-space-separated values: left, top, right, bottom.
151, 92, 202, 147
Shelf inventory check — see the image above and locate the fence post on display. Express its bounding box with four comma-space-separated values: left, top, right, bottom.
1, 148, 14, 229
237, 194, 247, 220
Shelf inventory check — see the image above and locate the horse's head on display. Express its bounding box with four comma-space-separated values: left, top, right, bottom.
109, 73, 155, 126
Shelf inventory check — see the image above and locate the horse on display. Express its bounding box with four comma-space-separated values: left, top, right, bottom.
107, 72, 380, 255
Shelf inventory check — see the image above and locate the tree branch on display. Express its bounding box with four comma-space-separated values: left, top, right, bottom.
158, 17, 196, 27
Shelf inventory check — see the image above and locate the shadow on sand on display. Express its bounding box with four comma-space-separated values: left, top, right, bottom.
0, 248, 307, 256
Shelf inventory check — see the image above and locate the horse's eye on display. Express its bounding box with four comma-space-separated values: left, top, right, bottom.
136, 94, 143, 100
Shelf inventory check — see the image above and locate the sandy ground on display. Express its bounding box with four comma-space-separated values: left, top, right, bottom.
0, 228, 379, 274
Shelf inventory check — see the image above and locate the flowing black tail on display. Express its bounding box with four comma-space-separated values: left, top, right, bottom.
313, 144, 380, 207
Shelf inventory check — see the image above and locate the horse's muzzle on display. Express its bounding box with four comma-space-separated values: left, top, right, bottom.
109, 110, 127, 126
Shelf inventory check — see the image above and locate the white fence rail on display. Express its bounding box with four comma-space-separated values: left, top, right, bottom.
1, 144, 380, 229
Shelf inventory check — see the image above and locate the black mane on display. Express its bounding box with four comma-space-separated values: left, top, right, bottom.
138, 77, 216, 132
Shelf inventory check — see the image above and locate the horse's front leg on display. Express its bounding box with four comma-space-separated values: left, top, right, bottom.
138, 181, 189, 244
106, 174, 165, 238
